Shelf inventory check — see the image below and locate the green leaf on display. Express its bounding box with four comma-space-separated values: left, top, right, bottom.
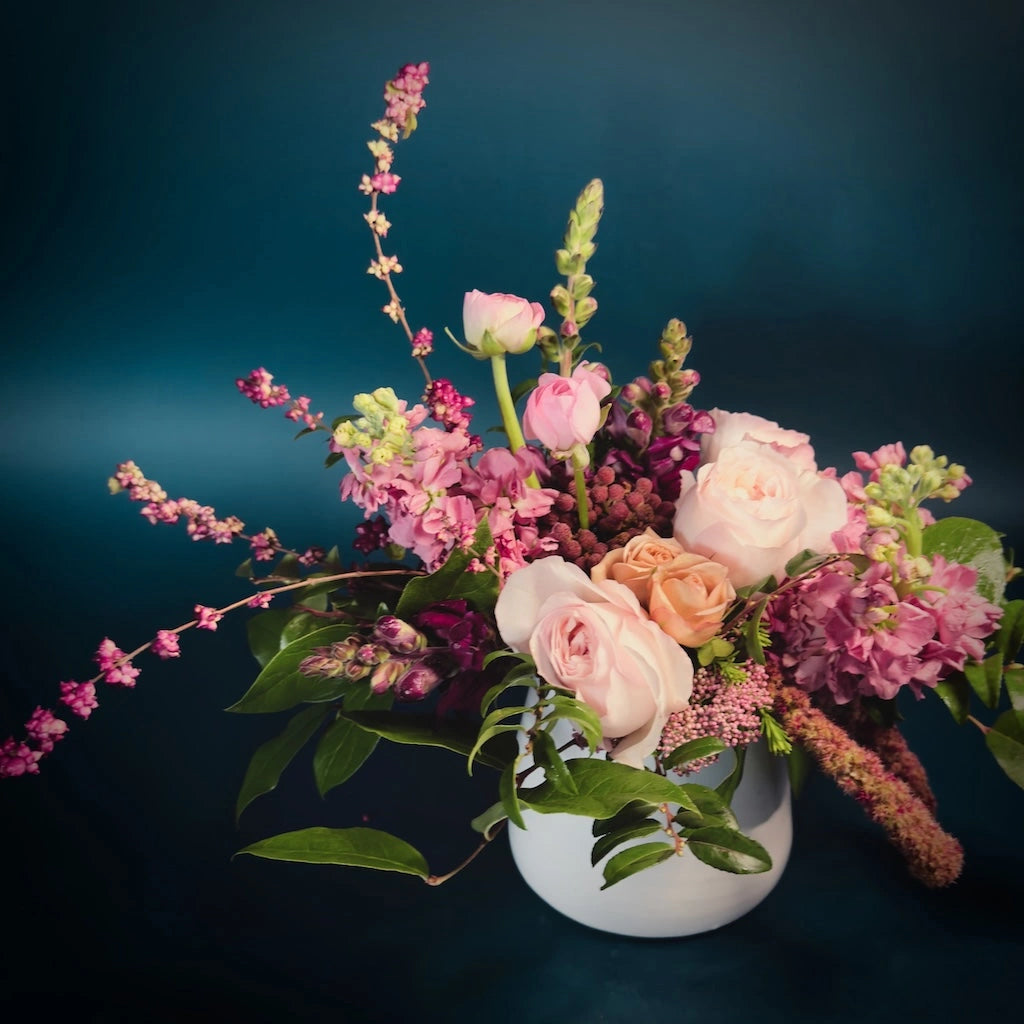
963, 653, 1004, 710
985, 710, 1024, 790
715, 745, 747, 804
590, 819, 662, 865
235, 557, 254, 579
532, 729, 578, 795
784, 549, 841, 578
500, 758, 526, 830
281, 610, 334, 645
395, 519, 498, 617
591, 799, 659, 837
742, 596, 771, 665
540, 696, 603, 751
235, 704, 332, 822
467, 704, 532, 772
470, 801, 508, 839
246, 609, 294, 668
685, 826, 772, 874
227, 624, 356, 714
600, 842, 676, 889
340, 710, 518, 771
933, 672, 971, 725
662, 736, 728, 772
520, 758, 698, 818
922, 516, 1007, 604
993, 599, 1024, 665
273, 552, 302, 579
479, 658, 536, 715
1004, 667, 1024, 712
235, 826, 430, 878
313, 688, 393, 798
673, 784, 739, 830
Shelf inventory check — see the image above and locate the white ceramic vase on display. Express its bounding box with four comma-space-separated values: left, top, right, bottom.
508, 736, 792, 938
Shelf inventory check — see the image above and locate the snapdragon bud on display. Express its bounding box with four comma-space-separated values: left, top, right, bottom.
372, 615, 426, 654
394, 664, 443, 701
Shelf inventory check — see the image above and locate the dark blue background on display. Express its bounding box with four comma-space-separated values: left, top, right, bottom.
2, 1, 1022, 1020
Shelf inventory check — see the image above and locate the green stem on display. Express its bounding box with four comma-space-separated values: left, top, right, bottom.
573, 450, 590, 531
491, 354, 539, 487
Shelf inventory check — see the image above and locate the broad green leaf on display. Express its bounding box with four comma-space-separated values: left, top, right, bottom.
532, 729, 577, 795
340, 710, 518, 771
235, 704, 332, 822
933, 673, 971, 725
673, 784, 739, 830
273, 552, 302, 579
591, 799, 658, 837
993, 599, 1024, 665
922, 516, 1006, 604
985, 710, 1024, 790
235, 826, 430, 878
235, 557, 254, 579
784, 549, 840, 578
226, 624, 356, 714
600, 842, 676, 890
313, 688, 393, 798
662, 736, 728, 772
715, 745, 747, 804
686, 826, 772, 874
1005, 667, 1024, 712
963, 653, 1003, 710
281, 611, 334, 645
246, 609, 294, 668
520, 758, 698, 818
500, 758, 526, 830
395, 519, 498, 617
590, 819, 662, 865
470, 801, 508, 839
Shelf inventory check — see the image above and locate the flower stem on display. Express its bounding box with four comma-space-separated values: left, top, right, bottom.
425, 821, 506, 885
573, 451, 590, 531
491, 354, 539, 487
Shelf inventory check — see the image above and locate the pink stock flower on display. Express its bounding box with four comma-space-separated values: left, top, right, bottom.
462, 290, 545, 357
523, 362, 612, 455
495, 556, 694, 769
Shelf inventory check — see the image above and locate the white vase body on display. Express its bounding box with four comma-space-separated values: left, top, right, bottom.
508, 734, 792, 938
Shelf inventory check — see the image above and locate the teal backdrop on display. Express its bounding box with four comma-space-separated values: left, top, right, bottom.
2, 1, 1022, 1020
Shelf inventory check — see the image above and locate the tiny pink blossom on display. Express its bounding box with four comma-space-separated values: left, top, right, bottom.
247, 592, 273, 609
25, 707, 69, 753
411, 327, 434, 357
370, 172, 401, 194
60, 680, 99, 719
0, 738, 43, 777
94, 638, 140, 687
236, 367, 291, 408
152, 629, 181, 659
195, 605, 224, 631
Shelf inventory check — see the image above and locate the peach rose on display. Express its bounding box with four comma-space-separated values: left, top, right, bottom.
647, 555, 736, 647
495, 556, 693, 769
590, 529, 686, 603
592, 530, 735, 646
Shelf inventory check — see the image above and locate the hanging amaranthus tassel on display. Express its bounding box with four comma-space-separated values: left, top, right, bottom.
771, 679, 963, 887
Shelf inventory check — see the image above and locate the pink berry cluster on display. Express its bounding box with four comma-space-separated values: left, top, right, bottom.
659, 662, 772, 773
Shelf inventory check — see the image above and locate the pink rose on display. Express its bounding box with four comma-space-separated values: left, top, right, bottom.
674, 444, 848, 589
703, 409, 818, 472
495, 556, 694, 769
522, 362, 611, 454
462, 290, 545, 358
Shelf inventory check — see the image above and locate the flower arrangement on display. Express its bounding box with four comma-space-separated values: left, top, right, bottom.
4, 62, 1022, 897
